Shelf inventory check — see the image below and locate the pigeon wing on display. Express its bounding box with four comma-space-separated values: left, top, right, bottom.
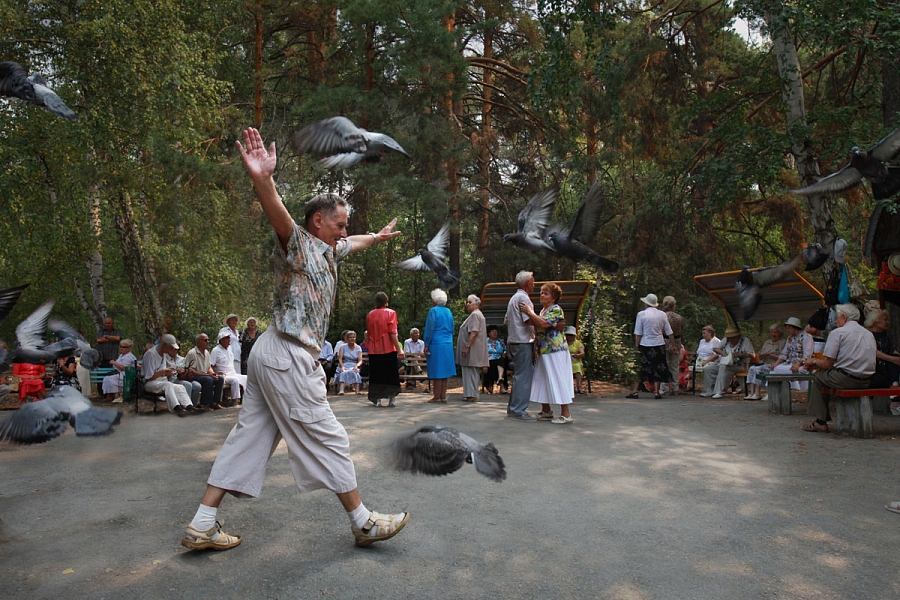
72, 407, 123, 437
0, 400, 69, 444
0, 61, 36, 101
292, 116, 367, 157
569, 179, 605, 243
869, 126, 900, 162
27, 74, 77, 121
517, 185, 559, 236
391, 426, 468, 477
15, 300, 55, 350
391, 255, 429, 272
79, 348, 101, 371
791, 164, 862, 196
0, 283, 29, 322
457, 432, 506, 482
750, 255, 801, 288
425, 222, 451, 259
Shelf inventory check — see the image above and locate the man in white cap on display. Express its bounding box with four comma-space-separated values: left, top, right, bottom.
180, 127, 407, 553
141, 334, 198, 417
209, 331, 247, 404
218, 314, 242, 373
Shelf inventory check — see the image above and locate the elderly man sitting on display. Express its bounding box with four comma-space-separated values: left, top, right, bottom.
708, 325, 755, 399
802, 303, 876, 433
142, 334, 199, 417
210, 331, 248, 405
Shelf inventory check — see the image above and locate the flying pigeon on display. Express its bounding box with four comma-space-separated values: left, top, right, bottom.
734, 256, 801, 320
392, 221, 462, 291
547, 180, 619, 272
0, 300, 95, 371
391, 425, 506, 482
803, 242, 828, 271
502, 185, 559, 254
0, 61, 78, 121
791, 127, 900, 200
0, 385, 123, 444
0, 283, 29, 322
291, 116, 411, 169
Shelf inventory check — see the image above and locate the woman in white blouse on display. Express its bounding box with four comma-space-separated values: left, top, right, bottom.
697, 325, 721, 397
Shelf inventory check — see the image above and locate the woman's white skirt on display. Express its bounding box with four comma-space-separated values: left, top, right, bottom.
530, 350, 574, 405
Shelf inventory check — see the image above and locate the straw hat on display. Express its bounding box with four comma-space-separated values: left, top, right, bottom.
224, 313, 239, 325
640, 293, 658, 307
724, 325, 741, 338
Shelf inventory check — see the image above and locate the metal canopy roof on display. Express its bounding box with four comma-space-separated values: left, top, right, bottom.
694, 269, 825, 323
479, 280, 593, 327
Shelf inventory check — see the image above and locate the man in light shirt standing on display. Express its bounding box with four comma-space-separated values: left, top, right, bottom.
504, 271, 537, 421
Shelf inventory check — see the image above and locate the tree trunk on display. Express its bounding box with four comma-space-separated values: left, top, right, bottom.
108, 191, 163, 339
442, 10, 460, 297
766, 10, 838, 279
84, 185, 106, 329
475, 28, 494, 286
253, 0, 263, 128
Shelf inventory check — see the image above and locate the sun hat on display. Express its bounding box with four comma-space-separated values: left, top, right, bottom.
160, 333, 180, 350
564, 326, 577, 336
889, 253, 900, 277
217, 331, 231, 342
224, 313, 239, 325
640, 293, 659, 307
784, 316, 803, 329
724, 325, 741, 338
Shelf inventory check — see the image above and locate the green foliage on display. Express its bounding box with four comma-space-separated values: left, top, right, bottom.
579, 295, 635, 384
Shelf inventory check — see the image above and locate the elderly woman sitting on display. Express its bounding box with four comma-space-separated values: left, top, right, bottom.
744, 323, 786, 400
865, 308, 900, 415
768, 316, 814, 392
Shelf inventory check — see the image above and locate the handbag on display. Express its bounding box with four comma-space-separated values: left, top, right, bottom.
718, 346, 734, 366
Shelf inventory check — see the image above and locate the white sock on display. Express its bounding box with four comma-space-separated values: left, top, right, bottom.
348, 503, 370, 529
190, 504, 219, 539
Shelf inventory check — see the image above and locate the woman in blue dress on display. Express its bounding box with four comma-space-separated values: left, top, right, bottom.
423, 288, 456, 402
336, 331, 364, 395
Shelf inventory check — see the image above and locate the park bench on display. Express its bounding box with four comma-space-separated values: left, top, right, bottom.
400, 352, 430, 392
88, 367, 117, 396
821, 387, 899, 439
759, 372, 814, 415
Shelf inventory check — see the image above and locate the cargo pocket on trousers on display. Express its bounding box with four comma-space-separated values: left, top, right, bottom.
289, 406, 336, 443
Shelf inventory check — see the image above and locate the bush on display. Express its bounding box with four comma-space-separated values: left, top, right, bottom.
579, 296, 636, 384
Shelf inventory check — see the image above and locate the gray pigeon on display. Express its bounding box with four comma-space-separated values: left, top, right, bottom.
0, 61, 78, 121
392, 222, 462, 291
734, 256, 801, 320
547, 180, 619, 272
291, 116, 411, 169
503, 185, 559, 254
391, 425, 506, 482
0, 300, 94, 371
791, 127, 900, 200
0, 385, 123, 444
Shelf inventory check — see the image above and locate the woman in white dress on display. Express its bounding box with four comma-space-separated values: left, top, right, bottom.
103, 339, 137, 403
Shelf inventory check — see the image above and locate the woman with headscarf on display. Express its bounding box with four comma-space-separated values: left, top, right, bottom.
423, 288, 456, 403
457, 294, 488, 402
366, 292, 404, 407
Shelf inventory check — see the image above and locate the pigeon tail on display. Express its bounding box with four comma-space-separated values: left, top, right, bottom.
438, 268, 462, 291
471, 442, 507, 482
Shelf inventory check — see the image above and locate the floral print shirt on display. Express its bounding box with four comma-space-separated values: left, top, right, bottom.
778, 331, 813, 364
487, 337, 506, 361
273, 224, 353, 352
535, 304, 567, 355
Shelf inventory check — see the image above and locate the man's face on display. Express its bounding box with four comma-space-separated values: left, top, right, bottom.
836, 313, 849, 328
524, 277, 535, 293
411, 331, 419, 342
227, 317, 238, 329
164, 344, 178, 357
315, 206, 349, 248
197, 335, 210, 351
219, 336, 231, 348
103, 318, 114, 330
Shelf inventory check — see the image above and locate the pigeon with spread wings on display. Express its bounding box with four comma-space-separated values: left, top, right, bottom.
291, 116, 411, 169
502, 185, 559, 254
548, 179, 619, 272
392, 222, 461, 291
391, 425, 506, 482
0, 385, 123, 445
0, 61, 78, 121
734, 257, 801, 320
0, 300, 98, 372
791, 127, 900, 200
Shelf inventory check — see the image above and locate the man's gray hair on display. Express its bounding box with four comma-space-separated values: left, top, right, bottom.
431, 288, 448, 306
467, 294, 481, 306
304, 193, 350, 228
835, 303, 860, 322
769, 323, 783, 334
409, 327, 420, 335
515, 270, 533, 287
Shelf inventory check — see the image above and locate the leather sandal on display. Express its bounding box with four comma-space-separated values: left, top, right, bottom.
802, 421, 828, 433
352, 511, 410, 547
181, 521, 242, 551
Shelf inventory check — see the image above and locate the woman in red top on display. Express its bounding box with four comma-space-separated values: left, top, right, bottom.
365, 292, 405, 407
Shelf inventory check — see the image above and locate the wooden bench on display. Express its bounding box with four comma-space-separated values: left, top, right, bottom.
821, 387, 898, 439
759, 373, 814, 415
89, 367, 117, 395
400, 352, 430, 392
